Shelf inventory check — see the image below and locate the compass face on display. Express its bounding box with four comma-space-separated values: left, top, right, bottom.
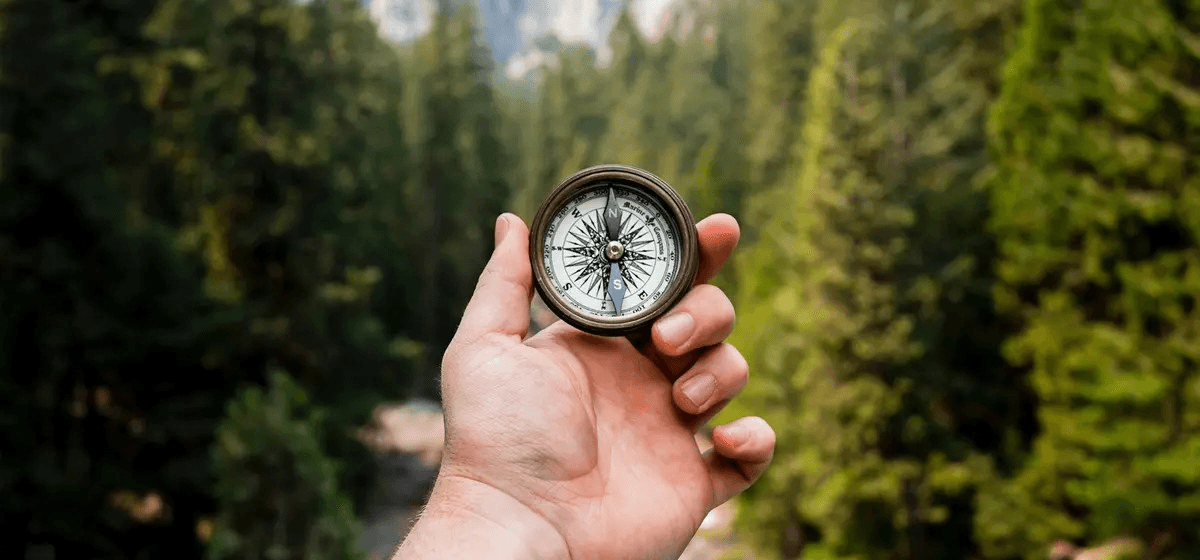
541, 183, 681, 318
530, 165, 698, 337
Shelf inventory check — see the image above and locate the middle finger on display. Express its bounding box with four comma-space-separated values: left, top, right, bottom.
644, 284, 736, 379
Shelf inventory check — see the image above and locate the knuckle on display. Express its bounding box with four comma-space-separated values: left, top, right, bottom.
728, 346, 749, 385
686, 284, 736, 337
689, 283, 725, 304
698, 284, 735, 319
744, 415, 773, 434
715, 343, 748, 389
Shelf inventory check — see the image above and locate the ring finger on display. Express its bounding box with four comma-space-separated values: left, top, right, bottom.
673, 343, 749, 429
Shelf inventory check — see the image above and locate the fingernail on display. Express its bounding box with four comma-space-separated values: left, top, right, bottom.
721, 423, 749, 446
494, 214, 510, 247
655, 312, 694, 349
681, 373, 715, 411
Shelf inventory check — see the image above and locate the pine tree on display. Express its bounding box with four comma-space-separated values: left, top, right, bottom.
979, 0, 1200, 557
645, 0, 746, 215
1, 0, 237, 556
728, 0, 1023, 558
396, 2, 511, 397
609, 7, 647, 91
743, 0, 818, 191
124, 0, 422, 517
505, 1, 756, 244
683, 0, 753, 231
207, 371, 364, 560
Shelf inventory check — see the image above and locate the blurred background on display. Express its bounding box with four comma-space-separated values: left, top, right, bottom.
4, 0, 1199, 558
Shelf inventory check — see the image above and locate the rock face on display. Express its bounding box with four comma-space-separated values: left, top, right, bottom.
366, 0, 619, 59
367, 0, 435, 45
365, 0, 680, 79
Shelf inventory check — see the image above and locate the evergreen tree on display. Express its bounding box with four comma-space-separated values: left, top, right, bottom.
743, 0, 818, 191
728, 0, 1023, 558
682, 0, 753, 229
505, 1, 756, 247
979, 0, 1200, 557
143, 0, 409, 394
503, 44, 610, 221
0, 1, 238, 557
609, 7, 647, 91
138, 0, 423, 507
1, 0, 435, 555
396, 2, 510, 397
208, 371, 364, 560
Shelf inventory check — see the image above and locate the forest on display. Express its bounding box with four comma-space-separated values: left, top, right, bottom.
4, 0, 1200, 558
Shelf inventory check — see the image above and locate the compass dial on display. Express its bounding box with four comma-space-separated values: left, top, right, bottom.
542, 185, 680, 317
530, 165, 699, 338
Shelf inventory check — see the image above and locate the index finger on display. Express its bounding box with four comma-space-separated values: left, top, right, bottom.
694, 214, 741, 285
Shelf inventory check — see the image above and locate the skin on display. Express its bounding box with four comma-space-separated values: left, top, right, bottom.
394, 213, 776, 560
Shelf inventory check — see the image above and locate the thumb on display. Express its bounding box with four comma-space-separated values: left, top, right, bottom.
453, 213, 533, 344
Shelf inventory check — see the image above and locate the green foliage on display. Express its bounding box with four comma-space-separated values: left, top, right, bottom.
727, 0, 1024, 558
13, 0, 1200, 558
208, 371, 364, 560
980, 0, 1200, 556
509, 44, 609, 219
0, 0, 235, 556
743, 0, 818, 190
140, 0, 411, 392
133, 0, 425, 512
394, 4, 511, 393
3, 0, 507, 557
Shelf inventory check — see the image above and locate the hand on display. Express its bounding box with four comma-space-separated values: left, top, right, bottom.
395, 213, 775, 560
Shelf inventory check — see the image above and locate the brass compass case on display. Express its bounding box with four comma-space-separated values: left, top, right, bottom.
529, 165, 700, 337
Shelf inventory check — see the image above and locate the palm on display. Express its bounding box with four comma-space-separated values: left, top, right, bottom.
445, 322, 713, 560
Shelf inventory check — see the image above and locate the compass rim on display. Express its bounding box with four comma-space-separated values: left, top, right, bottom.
529, 164, 700, 338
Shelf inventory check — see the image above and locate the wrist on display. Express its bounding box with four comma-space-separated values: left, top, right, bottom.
393, 471, 570, 560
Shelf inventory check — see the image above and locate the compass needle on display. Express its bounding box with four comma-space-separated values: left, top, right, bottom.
604, 187, 622, 242
607, 262, 625, 314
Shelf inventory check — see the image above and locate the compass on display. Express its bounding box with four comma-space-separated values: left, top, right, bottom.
529, 165, 699, 337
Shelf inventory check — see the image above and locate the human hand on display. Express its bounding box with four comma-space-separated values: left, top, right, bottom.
395, 213, 775, 560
